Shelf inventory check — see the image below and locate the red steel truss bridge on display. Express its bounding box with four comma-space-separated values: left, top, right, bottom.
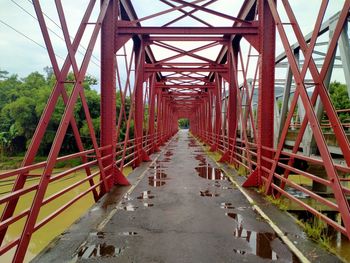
1, 0, 350, 262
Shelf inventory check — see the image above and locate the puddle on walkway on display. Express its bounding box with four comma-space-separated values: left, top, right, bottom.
195, 154, 207, 165
188, 139, 198, 147
149, 180, 166, 187
90, 231, 105, 239
195, 165, 227, 181
122, 204, 138, 211
211, 182, 233, 190
159, 157, 171, 162
220, 202, 234, 209
76, 243, 123, 259
119, 232, 138, 236
213, 181, 221, 187
200, 189, 219, 197
224, 210, 298, 262
194, 150, 204, 154
148, 171, 167, 180
150, 164, 167, 170
148, 168, 168, 187
164, 151, 173, 157
122, 193, 133, 201
232, 232, 278, 260
137, 191, 155, 200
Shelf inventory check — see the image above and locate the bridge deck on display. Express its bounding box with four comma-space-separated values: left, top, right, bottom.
33, 130, 341, 263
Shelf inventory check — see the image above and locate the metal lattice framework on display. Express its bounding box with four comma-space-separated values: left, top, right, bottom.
0, 0, 350, 262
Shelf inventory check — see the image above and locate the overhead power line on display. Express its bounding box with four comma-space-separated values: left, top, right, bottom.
0, 18, 66, 61
23, 0, 102, 66
7, 0, 101, 69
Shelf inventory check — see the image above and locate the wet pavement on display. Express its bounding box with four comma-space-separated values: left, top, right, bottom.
32, 130, 341, 262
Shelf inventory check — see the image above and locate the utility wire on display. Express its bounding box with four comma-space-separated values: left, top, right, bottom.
24, 0, 102, 66
0, 18, 66, 61
9, 0, 101, 69
4, 0, 132, 90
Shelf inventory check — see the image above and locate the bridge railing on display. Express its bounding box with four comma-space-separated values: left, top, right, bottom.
0, 145, 110, 256
289, 108, 350, 131
0, 132, 166, 260
196, 130, 350, 239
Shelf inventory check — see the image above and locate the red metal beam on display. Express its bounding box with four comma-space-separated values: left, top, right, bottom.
145, 67, 227, 72
249, 0, 275, 186
156, 85, 214, 89
147, 36, 227, 42
116, 25, 258, 35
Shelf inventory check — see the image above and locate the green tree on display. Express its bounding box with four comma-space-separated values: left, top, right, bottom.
0, 68, 9, 80
0, 68, 133, 158
0, 132, 9, 160
329, 81, 350, 123
178, 118, 189, 129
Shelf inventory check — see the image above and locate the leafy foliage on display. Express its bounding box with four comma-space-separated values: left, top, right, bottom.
0, 68, 130, 158
328, 81, 350, 123
178, 118, 189, 129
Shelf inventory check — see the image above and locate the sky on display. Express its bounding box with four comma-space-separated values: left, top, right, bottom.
0, 0, 348, 92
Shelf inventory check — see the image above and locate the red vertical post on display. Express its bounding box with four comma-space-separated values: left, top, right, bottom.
100, 0, 115, 189
204, 96, 213, 142
207, 95, 212, 142
202, 103, 206, 140
219, 44, 238, 163
157, 91, 163, 146
244, 0, 275, 187
259, 0, 275, 183
210, 74, 222, 151
134, 40, 150, 166
199, 105, 203, 139
162, 96, 167, 141
148, 74, 159, 152
167, 103, 170, 138
100, 0, 129, 187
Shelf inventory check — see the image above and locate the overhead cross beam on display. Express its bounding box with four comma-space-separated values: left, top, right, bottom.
116, 25, 259, 35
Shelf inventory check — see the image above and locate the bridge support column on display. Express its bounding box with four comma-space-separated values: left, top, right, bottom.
134, 40, 151, 167
148, 74, 160, 153
219, 44, 238, 164
101, 0, 129, 186
210, 74, 222, 152
244, 0, 275, 187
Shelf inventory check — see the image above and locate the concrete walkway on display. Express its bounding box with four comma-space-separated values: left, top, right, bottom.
33, 130, 341, 263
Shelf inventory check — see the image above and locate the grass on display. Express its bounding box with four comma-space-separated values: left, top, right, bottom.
0, 156, 81, 170
123, 165, 133, 177
0, 157, 22, 169
257, 185, 266, 194
288, 174, 312, 187
206, 150, 222, 162
265, 195, 288, 211
297, 217, 335, 253
237, 164, 248, 176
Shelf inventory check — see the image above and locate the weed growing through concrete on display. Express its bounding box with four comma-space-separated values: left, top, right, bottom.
297, 217, 335, 253
237, 165, 248, 176
265, 195, 288, 211
257, 185, 266, 194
